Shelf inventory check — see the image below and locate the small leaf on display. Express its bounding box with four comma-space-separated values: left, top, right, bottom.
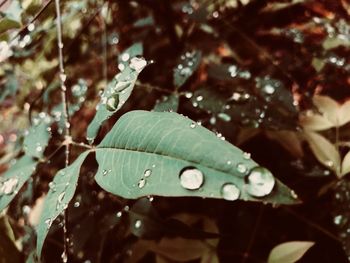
23, 114, 52, 159
304, 131, 341, 175
338, 100, 350, 126
341, 151, 350, 176
299, 113, 335, 131
313, 95, 339, 125
0, 156, 37, 212
268, 241, 314, 263
86, 60, 147, 142
36, 151, 90, 258
173, 50, 201, 88
94, 111, 298, 204
154, 94, 179, 112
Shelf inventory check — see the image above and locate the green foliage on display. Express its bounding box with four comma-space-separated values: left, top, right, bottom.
36, 151, 90, 257
95, 110, 297, 204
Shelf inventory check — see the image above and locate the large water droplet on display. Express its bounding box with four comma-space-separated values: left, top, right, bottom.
130, 57, 147, 73
179, 167, 204, 190
106, 94, 119, 111
0, 177, 19, 195
245, 167, 275, 197
221, 183, 240, 201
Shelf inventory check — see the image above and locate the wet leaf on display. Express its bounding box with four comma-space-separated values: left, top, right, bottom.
86, 60, 148, 142
94, 111, 298, 204
341, 151, 350, 177
23, 115, 52, 159
303, 131, 341, 176
173, 50, 201, 88
267, 241, 314, 263
154, 94, 179, 112
36, 151, 90, 258
0, 156, 37, 212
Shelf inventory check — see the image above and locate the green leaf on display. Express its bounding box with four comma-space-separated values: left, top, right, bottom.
23, 114, 52, 159
0, 156, 37, 212
268, 241, 314, 263
118, 42, 143, 70
0, 71, 18, 103
304, 131, 341, 176
173, 50, 201, 88
341, 151, 350, 176
0, 18, 21, 33
86, 59, 147, 142
94, 111, 298, 204
36, 151, 90, 258
153, 94, 179, 112
191, 87, 226, 114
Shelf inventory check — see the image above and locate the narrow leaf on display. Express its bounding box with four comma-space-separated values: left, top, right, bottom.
36, 151, 90, 257
173, 50, 201, 88
154, 94, 179, 112
23, 114, 52, 159
0, 156, 36, 212
268, 241, 314, 263
338, 100, 350, 126
304, 131, 341, 175
313, 95, 339, 125
341, 151, 350, 176
299, 114, 335, 131
86, 59, 147, 142
95, 111, 298, 204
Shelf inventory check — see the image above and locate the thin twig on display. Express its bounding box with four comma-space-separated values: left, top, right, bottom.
54, 0, 71, 262
241, 206, 264, 263
284, 207, 341, 242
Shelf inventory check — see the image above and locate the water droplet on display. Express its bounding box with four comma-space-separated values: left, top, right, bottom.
325, 160, 334, 167
245, 167, 275, 197
121, 53, 130, 62
334, 215, 343, 225
134, 220, 142, 229
61, 251, 68, 263
218, 113, 231, 122
49, 182, 56, 192
106, 94, 119, 111
243, 152, 251, 159
196, 95, 203, 102
144, 169, 152, 177
28, 23, 35, 32
116, 211, 122, 217
129, 57, 147, 73
45, 218, 53, 229
262, 84, 275, 95
56, 192, 66, 210
236, 163, 248, 174
221, 183, 240, 201
138, 178, 146, 189
74, 202, 80, 208
230, 92, 250, 103
185, 92, 193, 98
228, 65, 237, 77
179, 167, 204, 190
36, 145, 43, 152
227, 160, 232, 165
0, 177, 18, 195
190, 122, 196, 128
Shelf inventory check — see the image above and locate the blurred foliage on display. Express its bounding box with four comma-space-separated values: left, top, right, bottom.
1, 0, 350, 262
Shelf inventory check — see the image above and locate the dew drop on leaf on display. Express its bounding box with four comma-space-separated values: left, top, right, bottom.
236, 163, 248, 174
179, 167, 204, 190
106, 94, 120, 111
0, 177, 19, 195
245, 167, 275, 197
134, 220, 142, 229
144, 169, 152, 177
138, 178, 146, 189
129, 57, 147, 73
243, 152, 251, 159
190, 122, 196, 128
221, 183, 240, 201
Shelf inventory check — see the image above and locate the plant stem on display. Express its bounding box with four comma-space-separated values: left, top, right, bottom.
54, 0, 70, 262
